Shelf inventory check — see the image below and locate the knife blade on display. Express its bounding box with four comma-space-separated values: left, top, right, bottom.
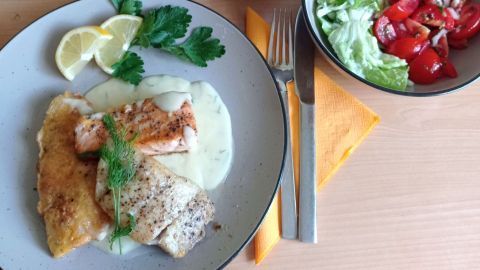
294, 8, 317, 244
294, 9, 315, 105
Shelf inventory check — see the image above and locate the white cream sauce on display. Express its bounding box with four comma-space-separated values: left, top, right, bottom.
153, 91, 192, 112
63, 98, 94, 115
85, 78, 136, 112
85, 75, 234, 190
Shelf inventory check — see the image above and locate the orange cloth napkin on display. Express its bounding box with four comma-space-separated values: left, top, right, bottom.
246, 7, 381, 264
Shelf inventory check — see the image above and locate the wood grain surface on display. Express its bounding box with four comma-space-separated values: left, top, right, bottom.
2, 1, 480, 269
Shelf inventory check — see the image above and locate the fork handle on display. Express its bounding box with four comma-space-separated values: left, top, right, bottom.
298, 102, 317, 243
277, 80, 297, 240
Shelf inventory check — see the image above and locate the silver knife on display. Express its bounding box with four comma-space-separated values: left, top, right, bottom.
294, 8, 317, 243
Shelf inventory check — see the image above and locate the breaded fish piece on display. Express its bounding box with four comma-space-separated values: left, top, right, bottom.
96, 150, 201, 244
158, 192, 215, 258
75, 92, 197, 156
36, 92, 110, 258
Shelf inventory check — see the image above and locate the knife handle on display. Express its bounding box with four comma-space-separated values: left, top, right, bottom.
298, 103, 317, 243
277, 80, 298, 240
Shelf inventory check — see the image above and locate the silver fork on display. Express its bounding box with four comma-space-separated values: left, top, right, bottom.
267, 8, 297, 240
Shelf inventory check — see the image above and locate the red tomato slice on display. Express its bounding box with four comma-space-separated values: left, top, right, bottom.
404, 18, 431, 40
443, 8, 456, 30
409, 48, 443, 84
411, 4, 454, 30
391, 21, 411, 38
419, 39, 431, 54
383, 0, 420, 21
387, 37, 427, 62
449, 4, 480, 40
435, 35, 450, 57
441, 58, 458, 78
374, 16, 398, 46
448, 37, 469, 48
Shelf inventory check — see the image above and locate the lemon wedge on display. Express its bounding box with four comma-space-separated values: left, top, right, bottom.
55, 26, 113, 81
95, 15, 143, 74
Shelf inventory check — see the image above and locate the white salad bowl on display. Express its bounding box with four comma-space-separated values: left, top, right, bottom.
303, 0, 480, 96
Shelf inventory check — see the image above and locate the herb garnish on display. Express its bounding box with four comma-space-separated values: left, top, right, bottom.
163, 27, 227, 67
109, 1, 226, 85
133, 6, 192, 48
111, 51, 145, 86
100, 114, 137, 253
111, 0, 143, 16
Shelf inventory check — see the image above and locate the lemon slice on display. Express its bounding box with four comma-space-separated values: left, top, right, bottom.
55, 26, 113, 81
95, 15, 143, 74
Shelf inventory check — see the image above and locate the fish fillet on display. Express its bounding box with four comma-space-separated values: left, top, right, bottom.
36, 92, 110, 258
75, 92, 197, 156
96, 150, 201, 244
158, 192, 215, 258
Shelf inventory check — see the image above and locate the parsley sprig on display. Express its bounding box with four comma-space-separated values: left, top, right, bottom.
100, 114, 137, 253
164, 27, 227, 67
112, 52, 144, 86
111, 0, 142, 16
109, 1, 226, 85
133, 6, 192, 48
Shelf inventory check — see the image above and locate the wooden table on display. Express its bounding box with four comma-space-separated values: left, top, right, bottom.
2, 1, 480, 269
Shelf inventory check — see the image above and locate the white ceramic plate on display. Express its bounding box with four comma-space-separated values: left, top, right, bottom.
0, 1, 286, 269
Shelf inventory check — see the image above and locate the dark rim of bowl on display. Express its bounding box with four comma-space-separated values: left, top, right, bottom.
0, 1, 287, 269
301, 0, 480, 97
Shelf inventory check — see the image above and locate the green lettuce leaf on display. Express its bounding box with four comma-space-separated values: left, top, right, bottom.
317, 2, 409, 91
364, 65, 408, 91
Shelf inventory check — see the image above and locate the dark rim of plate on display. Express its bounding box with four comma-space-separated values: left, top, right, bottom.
301, 0, 480, 97
0, 0, 287, 269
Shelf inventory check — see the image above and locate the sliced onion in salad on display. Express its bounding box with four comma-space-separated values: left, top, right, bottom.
431, 28, 448, 47
446, 7, 460, 20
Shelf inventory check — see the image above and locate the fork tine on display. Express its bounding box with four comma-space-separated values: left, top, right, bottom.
288, 9, 293, 66
275, 9, 282, 66
267, 9, 276, 65
281, 9, 287, 66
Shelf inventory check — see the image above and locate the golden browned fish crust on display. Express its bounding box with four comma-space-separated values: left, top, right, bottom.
36, 92, 110, 258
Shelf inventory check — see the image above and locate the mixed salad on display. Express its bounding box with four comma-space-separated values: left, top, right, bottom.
316, 0, 480, 90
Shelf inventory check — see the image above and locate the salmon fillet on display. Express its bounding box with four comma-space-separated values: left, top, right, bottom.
96, 150, 202, 244
36, 92, 110, 258
75, 92, 197, 156
158, 192, 215, 258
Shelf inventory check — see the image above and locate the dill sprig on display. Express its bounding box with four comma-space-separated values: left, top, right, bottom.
100, 114, 137, 254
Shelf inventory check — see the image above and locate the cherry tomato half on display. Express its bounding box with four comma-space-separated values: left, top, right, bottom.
391, 21, 411, 39
374, 16, 398, 46
449, 4, 480, 40
435, 35, 449, 57
383, 0, 420, 21
441, 58, 458, 78
387, 37, 429, 62
404, 18, 431, 40
409, 48, 443, 84
443, 8, 456, 30
411, 4, 455, 30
